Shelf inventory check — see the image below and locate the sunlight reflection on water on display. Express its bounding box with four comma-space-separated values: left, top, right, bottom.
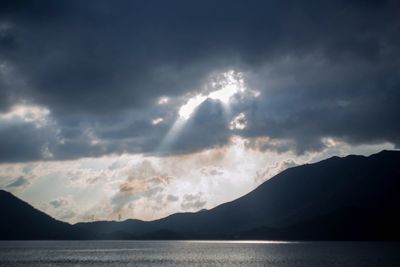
0, 240, 399, 267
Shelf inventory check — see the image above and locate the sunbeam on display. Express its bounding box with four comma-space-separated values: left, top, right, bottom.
157, 118, 186, 154
157, 71, 250, 153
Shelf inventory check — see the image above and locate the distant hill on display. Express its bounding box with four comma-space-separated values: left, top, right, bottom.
1, 150, 400, 240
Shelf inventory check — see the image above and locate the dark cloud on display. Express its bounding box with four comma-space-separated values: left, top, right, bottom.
5, 176, 28, 188
0, 0, 399, 162
0, 124, 46, 162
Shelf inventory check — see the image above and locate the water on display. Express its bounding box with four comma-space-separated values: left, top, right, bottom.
0, 241, 399, 267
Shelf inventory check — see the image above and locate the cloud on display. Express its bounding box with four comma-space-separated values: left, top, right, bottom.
0, 0, 398, 162
200, 167, 224, 177
47, 196, 78, 221
253, 159, 300, 184
166, 194, 179, 202
110, 160, 171, 214
118, 160, 170, 194
49, 197, 70, 209
5, 176, 28, 189
181, 193, 207, 211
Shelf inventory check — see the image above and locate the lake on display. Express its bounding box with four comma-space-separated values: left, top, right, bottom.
0, 241, 399, 267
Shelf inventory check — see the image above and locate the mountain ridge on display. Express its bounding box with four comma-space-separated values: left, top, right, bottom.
0, 190, 93, 240
1, 149, 399, 240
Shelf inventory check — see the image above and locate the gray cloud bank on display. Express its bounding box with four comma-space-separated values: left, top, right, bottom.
0, 0, 399, 162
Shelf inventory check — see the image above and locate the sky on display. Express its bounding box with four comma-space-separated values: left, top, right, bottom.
0, 0, 399, 223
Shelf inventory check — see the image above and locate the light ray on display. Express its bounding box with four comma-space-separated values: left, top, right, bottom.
158, 70, 251, 154
157, 118, 186, 154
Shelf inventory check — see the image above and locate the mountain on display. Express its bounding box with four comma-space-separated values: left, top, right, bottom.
76, 150, 400, 240
0, 190, 92, 240
238, 206, 399, 240
1, 150, 400, 240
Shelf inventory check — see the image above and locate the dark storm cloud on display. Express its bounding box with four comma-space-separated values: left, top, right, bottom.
0, 123, 55, 162
0, 0, 399, 162
238, 54, 400, 153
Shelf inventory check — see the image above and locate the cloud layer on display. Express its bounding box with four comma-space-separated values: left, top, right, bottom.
0, 0, 399, 162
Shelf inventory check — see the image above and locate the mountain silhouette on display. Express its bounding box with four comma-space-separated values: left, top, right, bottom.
1, 150, 399, 240
0, 190, 92, 240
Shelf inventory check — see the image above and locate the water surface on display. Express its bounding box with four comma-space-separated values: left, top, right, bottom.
0, 240, 399, 267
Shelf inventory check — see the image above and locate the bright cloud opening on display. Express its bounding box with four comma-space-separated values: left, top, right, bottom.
208, 84, 241, 104
158, 97, 170, 105
229, 112, 247, 130
151, 117, 164, 125
178, 71, 247, 120
178, 94, 207, 120
160, 70, 258, 154
0, 104, 50, 128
